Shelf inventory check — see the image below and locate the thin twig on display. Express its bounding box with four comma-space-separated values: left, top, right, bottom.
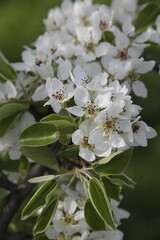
0, 170, 18, 194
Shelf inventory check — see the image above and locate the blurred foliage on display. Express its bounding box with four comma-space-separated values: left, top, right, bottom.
0, 0, 160, 239
0, 0, 62, 62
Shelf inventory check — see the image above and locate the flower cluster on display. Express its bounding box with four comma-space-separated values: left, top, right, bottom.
5, 0, 157, 163
0, 1, 158, 240
45, 181, 129, 240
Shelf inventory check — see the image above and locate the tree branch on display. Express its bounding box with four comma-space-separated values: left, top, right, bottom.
0, 164, 47, 237
1, 231, 32, 240
0, 170, 18, 194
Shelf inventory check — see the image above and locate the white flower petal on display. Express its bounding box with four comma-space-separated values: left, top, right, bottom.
134, 60, 155, 74
95, 42, 108, 57
132, 80, 148, 98
84, 62, 102, 78
9, 150, 21, 160
58, 60, 72, 80
64, 198, 77, 214
109, 131, 126, 148
72, 129, 83, 145
73, 65, 88, 87
116, 32, 129, 50
11, 62, 26, 71
32, 84, 48, 101
136, 28, 152, 43
88, 127, 104, 144
79, 148, 95, 162
134, 130, 147, 147
74, 87, 90, 106
115, 120, 131, 132
5, 81, 17, 99
50, 101, 62, 113
146, 127, 157, 139
45, 226, 58, 239
95, 91, 111, 108
67, 106, 84, 117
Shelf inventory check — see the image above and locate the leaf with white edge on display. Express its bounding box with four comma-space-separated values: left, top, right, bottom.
58, 145, 79, 159
40, 114, 75, 128
101, 177, 122, 201
21, 180, 57, 220
20, 146, 59, 171
33, 198, 58, 236
89, 178, 116, 230
20, 123, 59, 147
93, 150, 123, 168
108, 174, 136, 188
0, 52, 17, 82
29, 175, 55, 183
84, 199, 106, 231
58, 126, 75, 146
93, 149, 133, 176
40, 114, 76, 145
0, 100, 29, 121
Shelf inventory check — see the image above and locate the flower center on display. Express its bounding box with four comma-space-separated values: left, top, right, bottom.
99, 20, 108, 30
81, 136, 92, 150
132, 122, 140, 133
81, 77, 92, 85
60, 214, 77, 225
84, 42, 96, 53
100, 118, 116, 135
52, 89, 65, 100
125, 70, 141, 83
117, 49, 129, 60
58, 233, 72, 240
83, 104, 99, 118
35, 59, 43, 66
81, 16, 91, 27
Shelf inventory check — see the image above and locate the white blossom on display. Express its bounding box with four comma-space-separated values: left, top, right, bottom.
0, 80, 17, 102
45, 77, 74, 113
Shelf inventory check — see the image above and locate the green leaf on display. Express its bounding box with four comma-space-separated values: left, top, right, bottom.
93, 149, 133, 176
0, 52, 17, 82
93, 0, 112, 5
108, 174, 136, 188
102, 31, 115, 44
40, 114, 75, 128
143, 45, 160, 64
19, 146, 59, 171
20, 123, 59, 147
101, 177, 122, 201
21, 217, 37, 235
138, 0, 160, 5
89, 178, 116, 230
93, 150, 123, 168
134, 3, 160, 30
0, 156, 20, 172
33, 198, 58, 236
22, 180, 57, 220
0, 113, 21, 137
29, 175, 55, 183
84, 199, 106, 231
0, 100, 29, 121
40, 114, 76, 145
58, 145, 79, 159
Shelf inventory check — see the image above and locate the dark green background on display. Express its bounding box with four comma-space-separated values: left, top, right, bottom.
0, 0, 160, 239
